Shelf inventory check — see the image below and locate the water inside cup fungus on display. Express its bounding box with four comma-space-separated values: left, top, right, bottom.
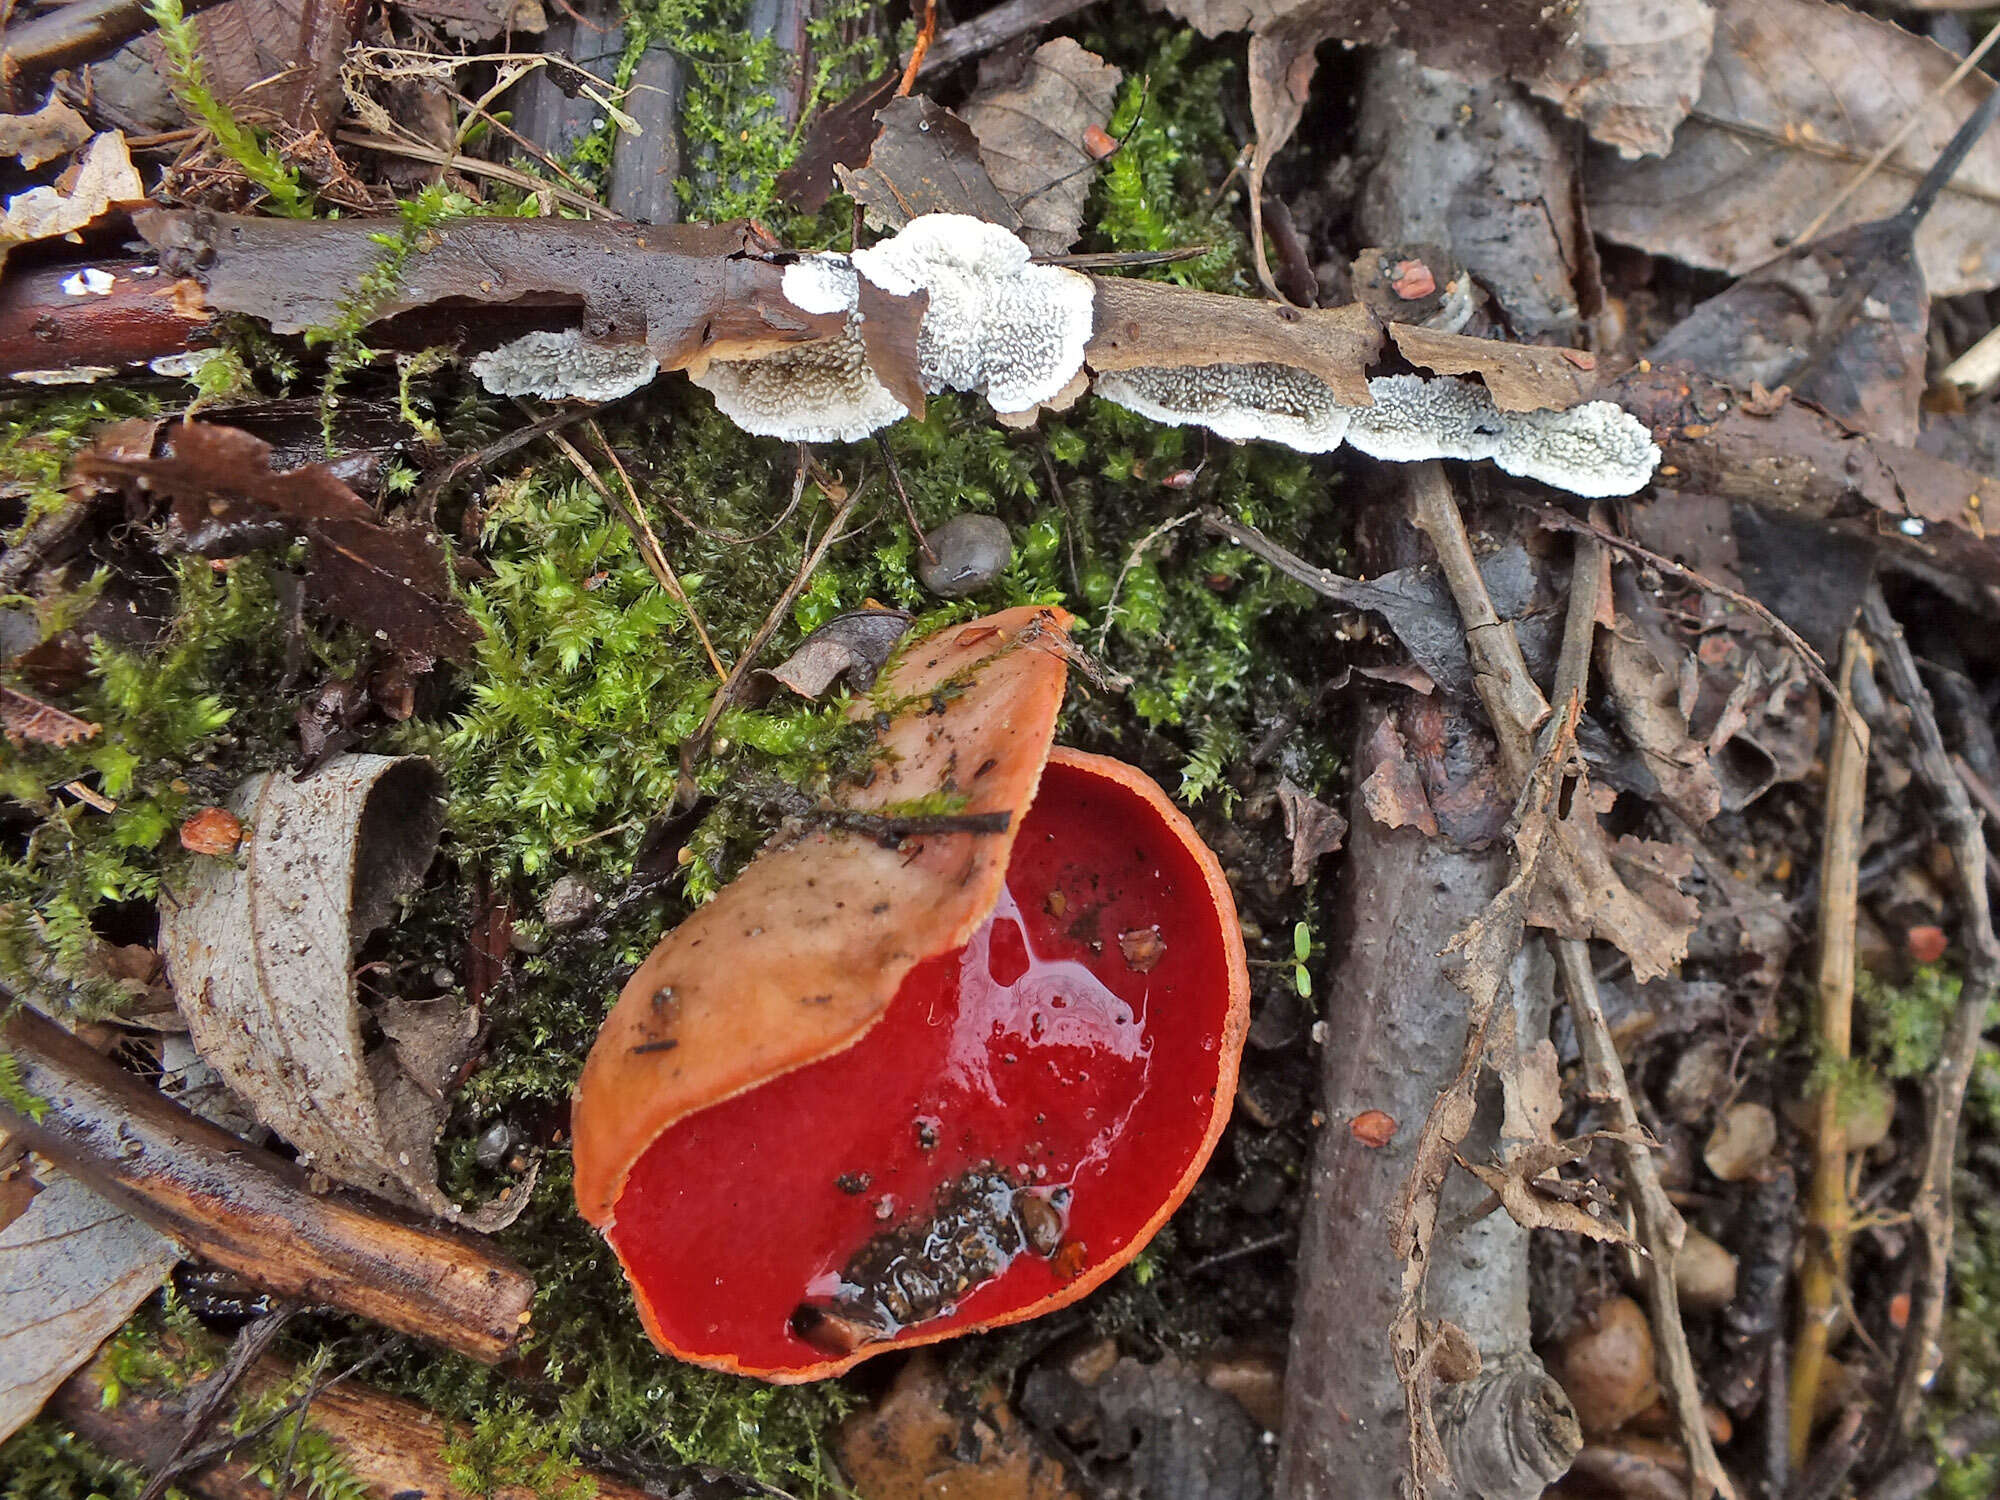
571, 608, 1249, 1381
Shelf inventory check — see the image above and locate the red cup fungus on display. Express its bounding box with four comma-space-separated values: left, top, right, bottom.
571, 606, 1251, 1381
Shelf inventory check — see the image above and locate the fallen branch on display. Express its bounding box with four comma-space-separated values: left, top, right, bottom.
0, 1003, 535, 1364
1790, 629, 1871, 1463
1860, 585, 2000, 1452
51, 1348, 658, 1500
1407, 469, 1734, 1500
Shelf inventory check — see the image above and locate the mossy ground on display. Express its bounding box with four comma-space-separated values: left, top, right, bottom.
0, 11, 1344, 1493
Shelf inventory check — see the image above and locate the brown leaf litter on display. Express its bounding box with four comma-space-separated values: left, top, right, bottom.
1592, 0, 2000, 297
158, 754, 525, 1228
76, 420, 480, 665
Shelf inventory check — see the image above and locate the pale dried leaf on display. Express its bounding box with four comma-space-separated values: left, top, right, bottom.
159, 755, 514, 1226
962, 39, 1122, 256
0, 100, 93, 169
0, 1175, 179, 1444
1591, 0, 2000, 296
0, 134, 143, 269
1277, 776, 1347, 885
1462, 1149, 1636, 1245
1498, 1037, 1564, 1147
1358, 718, 1439, 836
1530, 0, 1716, 159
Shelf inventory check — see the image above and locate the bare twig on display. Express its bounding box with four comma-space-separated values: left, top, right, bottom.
1790, 629, 1871, 1463
137, 1310, 297, 1500
1410, 467, 1734, 1500
1861, 585, 2000, 1451
1791, 17, 2000, 246
1096, 510, 1196, 653
896, 0, 938, 97
527, 406, 725, 680
675, 480, 867, 804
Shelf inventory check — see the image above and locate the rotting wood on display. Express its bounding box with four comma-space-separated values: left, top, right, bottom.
51, 1350, 658, 1500
0, 1003, 535, 1365
1790, 629, 1870, 1464
1859, 585, 2000, 1454
1406, 474, 1734, 1500
1274, 492, 1577, 1500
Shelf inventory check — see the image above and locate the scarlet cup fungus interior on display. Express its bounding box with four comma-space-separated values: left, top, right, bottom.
607, 754, 1237, 1375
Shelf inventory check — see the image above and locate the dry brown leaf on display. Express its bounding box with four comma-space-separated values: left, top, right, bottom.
0, 133, 143, 271
77, 422, 481, 665
0, 101, 93, 170
1277, 776, 1348, 885
1591, 0, 2000, 296
159, 754, 518, 1227
961, 39, 1123, 257
835, 94, 1023, 237
1462, 1143, 1636, 1246
1525, 818, 1698, 984
0, 685, 99, 748
1595, 620, 1724, 826
0, 1175, 179, 1444
752, 608, 913, 701
1390, 324, 1599, 413
1358, 718, 1439, 836
1530, 0, 1716, 160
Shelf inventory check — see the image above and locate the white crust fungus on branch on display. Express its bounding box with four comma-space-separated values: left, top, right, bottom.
1097, 366, 1661, 497
469, 329, 659, 404
1092, 363, 1353, 453
464, 214, 1660, 497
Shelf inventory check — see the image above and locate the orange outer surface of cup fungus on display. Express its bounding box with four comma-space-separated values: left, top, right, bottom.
571, 606, 1250, 1382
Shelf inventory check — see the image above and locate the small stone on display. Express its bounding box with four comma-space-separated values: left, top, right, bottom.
1674, 1227, 1739, 1313
542, 872, 601, 932
474, 1121, 514, 1170
1235, 1163, 1287, 1215
917, 514, 1012, 597
1550, 1295, 1659, 1437
1703, 1101, 1778, 1183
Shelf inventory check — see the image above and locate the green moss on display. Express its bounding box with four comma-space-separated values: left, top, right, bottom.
0, 556, 309, 1016
0, 389, 158, 534
144, 0, 309, 216
1857, 964, 1970, 1080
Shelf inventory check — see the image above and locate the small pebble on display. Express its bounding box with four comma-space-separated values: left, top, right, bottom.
542, 872, 601, 932
474, 1121, 514, 1170
1674, 1227, 1739, 1312
1550, 1294, 1660, 1437
917, 514, 1011, 597
1703, 1101, 1777, 1182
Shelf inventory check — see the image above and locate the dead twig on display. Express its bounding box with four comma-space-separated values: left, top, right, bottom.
1861, 584, 2000, 1452
675, 478, 867, 805
1789, 629, 1871, 1463
137, 1309, 297, 1500
1410, 467, 1734, 1500
526, 405, 724, 681
896, 0, 938, 97
1096, 510, 1197, 654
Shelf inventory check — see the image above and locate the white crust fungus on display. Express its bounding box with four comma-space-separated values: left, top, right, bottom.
1492, 400, 1662, 499
850, 214, 1094, 414
782, 254, 860, 318
690, 327, 908, 443
1093, 362, 1353, 453
1345, 374, 1508, 464
1083, 366, 1659, 496
471, 328, 659, 403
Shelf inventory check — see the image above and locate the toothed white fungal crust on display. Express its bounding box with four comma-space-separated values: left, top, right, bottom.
782, 254, 860, 317
1345, 374, 1508, 464
1493, 401, 1661, 497
691, 327, 908, 443
471, 329, 659, 403
850, 214, 1094, 413
1094, 363, 1353, 453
